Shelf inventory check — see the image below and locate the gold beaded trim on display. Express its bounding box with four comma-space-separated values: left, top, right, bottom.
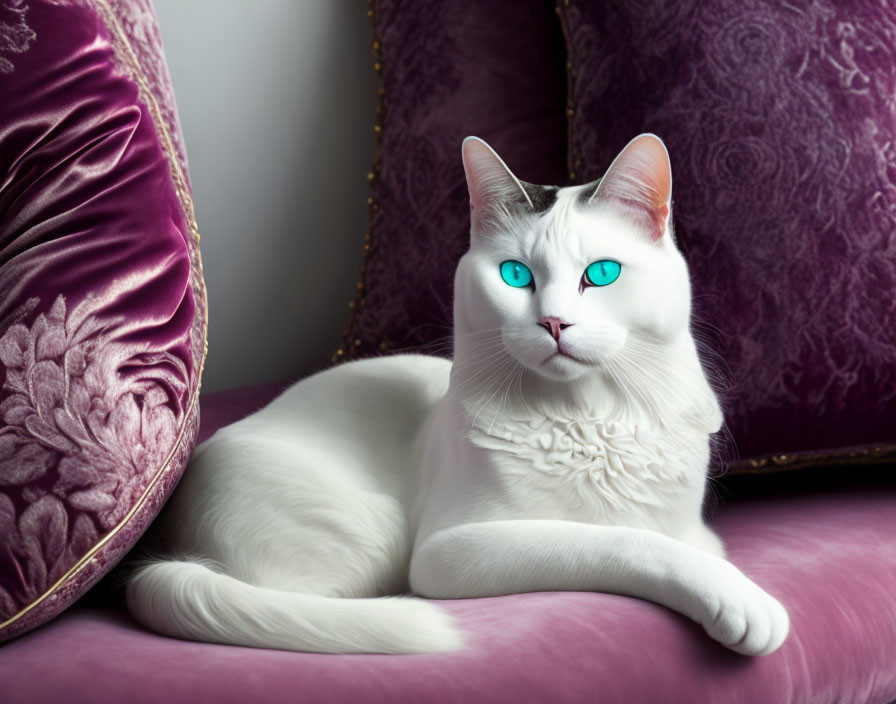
333, 0, 389, 364
0, 0, 208, 634
556, 0, 579, 184
725, 444, 896, 476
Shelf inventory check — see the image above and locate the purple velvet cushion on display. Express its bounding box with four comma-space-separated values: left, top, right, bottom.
0, 384, 892, 703
338, 0, 568, 362
559, 1, 896, 473
0, 0, 206, 641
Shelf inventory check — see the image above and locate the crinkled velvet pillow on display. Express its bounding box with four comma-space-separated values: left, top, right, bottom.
0, 0, 205, 640
338, 0, 569, 361
560, 1, 896, 473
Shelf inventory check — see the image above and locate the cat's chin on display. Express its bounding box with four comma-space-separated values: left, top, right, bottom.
530, 351, 592, 382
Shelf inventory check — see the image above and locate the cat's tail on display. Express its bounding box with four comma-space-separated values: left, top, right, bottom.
126, 560, 464, 654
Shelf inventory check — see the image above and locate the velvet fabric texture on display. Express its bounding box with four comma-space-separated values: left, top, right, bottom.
0, 0, 205, 641
1, 385, 895, 704
339, 0, 569, 362
559, 1, 896, 472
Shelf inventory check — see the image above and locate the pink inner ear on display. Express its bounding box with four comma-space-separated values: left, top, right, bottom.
604, 194, 669, 242
462, 137, 531, 232
594, 135, 672, 241
652, 203, 670, 242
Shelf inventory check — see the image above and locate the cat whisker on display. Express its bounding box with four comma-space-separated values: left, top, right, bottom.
467, 357, 519, 431
487, 361, 522, 435
454, 351, 515, 385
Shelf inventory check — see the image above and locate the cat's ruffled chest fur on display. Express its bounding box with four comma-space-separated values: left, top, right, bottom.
466, 412, 708, 526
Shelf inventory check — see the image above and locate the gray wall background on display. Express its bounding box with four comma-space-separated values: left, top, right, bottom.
154, 1, 378, 393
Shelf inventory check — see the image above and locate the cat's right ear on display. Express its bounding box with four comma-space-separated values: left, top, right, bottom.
462, 137, 531, 236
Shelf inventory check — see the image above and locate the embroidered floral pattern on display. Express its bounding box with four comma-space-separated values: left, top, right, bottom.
0, 294, 184, 619
0, 0, 36, 74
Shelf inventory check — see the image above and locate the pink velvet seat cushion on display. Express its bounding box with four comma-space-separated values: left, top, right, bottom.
1, 384, 894, 703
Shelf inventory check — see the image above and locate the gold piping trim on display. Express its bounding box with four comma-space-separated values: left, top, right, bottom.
0, 0, 208, 633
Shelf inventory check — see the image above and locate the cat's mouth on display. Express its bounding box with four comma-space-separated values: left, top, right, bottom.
544, 348, 585, 365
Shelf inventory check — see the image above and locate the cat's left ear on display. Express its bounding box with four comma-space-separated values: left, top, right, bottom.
588, 133, 672, 242
462, 136, 532, 236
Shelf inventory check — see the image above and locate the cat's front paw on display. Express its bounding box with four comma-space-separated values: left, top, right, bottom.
697, 563, 789, 656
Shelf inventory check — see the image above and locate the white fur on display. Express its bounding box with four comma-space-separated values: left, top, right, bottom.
127, 135, 789, 656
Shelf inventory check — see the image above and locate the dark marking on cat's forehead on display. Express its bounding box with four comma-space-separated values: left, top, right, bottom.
520, 182, 558, 214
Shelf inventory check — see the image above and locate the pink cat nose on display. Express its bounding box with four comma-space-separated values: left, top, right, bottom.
537, 316, 573, 342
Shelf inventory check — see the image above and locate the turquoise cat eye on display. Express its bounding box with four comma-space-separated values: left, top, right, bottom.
584, 259, 622, 287
500, 260, 533, 288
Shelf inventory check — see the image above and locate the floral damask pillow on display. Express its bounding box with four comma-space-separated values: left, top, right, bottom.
0, 0, 205, 640
559, 1, 896, 473
338, 0, 569, 361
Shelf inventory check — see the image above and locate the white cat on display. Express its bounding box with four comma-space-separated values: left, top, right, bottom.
127, 134, 789, 656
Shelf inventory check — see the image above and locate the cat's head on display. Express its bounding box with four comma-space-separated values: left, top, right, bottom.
454, 134, 692, 386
